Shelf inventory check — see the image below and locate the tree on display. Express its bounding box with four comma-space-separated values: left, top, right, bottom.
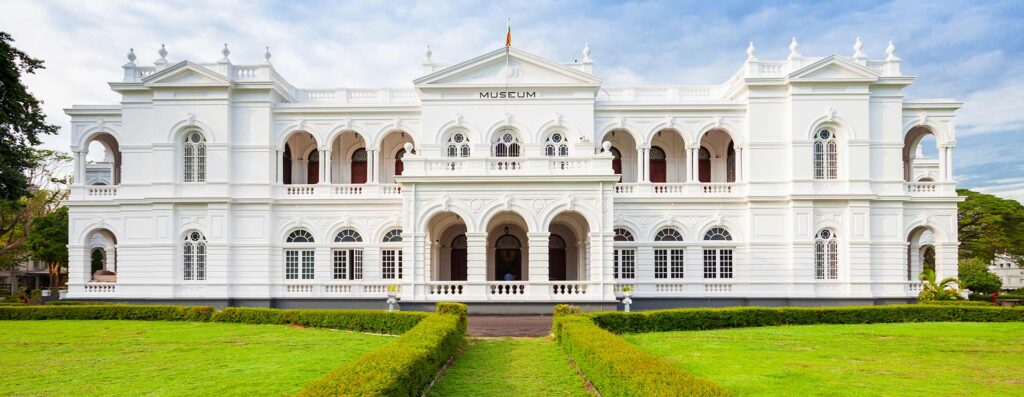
0, 31, 59, 200
918, 268, 962, 302
27, 206, 68, 290
958, 257, 1002, 294
957, 189, 1024, 265
0, 149, 71, 265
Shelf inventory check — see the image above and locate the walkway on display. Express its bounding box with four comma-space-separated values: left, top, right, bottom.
467, 315, 552, 337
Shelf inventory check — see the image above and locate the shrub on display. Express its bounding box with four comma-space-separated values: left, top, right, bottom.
589, 305, 1024, 334
959, 257, 1003, 294
921, 300, 994, 307
554, 303, 582, 316
553, 309, 729, 397
0, 304, 215, 322
211, 307, 426, 335
44, 300, 115, 306
297, 303, 468, 397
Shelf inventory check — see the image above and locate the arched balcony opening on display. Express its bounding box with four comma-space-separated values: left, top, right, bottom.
426, 211, 468, 282
697, 129, 736, 183
650, 129, 687, 183
329, 131, 367, 184
903, 126, 941, 182
486, 212, 529, 281
379, 130, 415, 184
281, 131, 318, 185
601, 129, 637, 182
83, 134, 122, 185
548, 211, 590, 281
85, 229, 118, 282
907, 227, 937, 281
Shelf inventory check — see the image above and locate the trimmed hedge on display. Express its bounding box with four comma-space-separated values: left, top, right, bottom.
553, 312, 729, 397
922, 300, 994, 307
211, 307, 426, 335
589, 305, 1024, 334
0, 304, 215, 322
297, 302, 468, 397
44, 300, 115, 306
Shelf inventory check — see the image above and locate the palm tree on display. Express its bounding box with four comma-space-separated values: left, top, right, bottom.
917, 268, 962, 301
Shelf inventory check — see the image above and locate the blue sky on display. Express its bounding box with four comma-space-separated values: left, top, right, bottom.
2, 0, 1022, 200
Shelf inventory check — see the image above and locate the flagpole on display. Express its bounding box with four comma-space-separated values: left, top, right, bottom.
504, 17, 510, 118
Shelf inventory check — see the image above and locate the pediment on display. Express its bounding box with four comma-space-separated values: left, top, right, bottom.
415, 47, 601, 87
143, 61, 233, 87
789, 55, 879, 81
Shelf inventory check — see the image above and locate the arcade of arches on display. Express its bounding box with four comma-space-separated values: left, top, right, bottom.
280, 130, 414, 185
600, 128, 738, 183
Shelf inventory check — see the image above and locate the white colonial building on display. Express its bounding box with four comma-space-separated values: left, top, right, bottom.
64, 39, 961, 310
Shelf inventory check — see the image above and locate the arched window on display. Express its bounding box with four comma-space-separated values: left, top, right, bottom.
613, 228, 635, 279
815, 229, 839, 280
814, 129, 838, 180
351, 148, 368, 184
702, 227, 733, 279
492, 129, 521, 157
654, 228, 684, 279
334, 229, 362, 242
447, 131, 471, 158
544, 132, 569, 157
284, 229, 314, 280
381, 229, 403, 279
332, 229, 363, 280
183, 131, 207, 183
183, 231, 207, 281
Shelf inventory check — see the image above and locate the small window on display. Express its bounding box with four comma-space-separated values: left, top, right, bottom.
613, 228, 635, 242
447, 131, 471, 158
493, 129, 522, 157
614, 248, 635, 279
286, 229, 315, 243
183, 131, 207, 183
544, 132, 569, 157
334, 229, 362, 243
703, 227, 733, 241
814, 128, 838, 180
655, 228, 684, 242
183, 231, 207, 281
382, 229, 403, 243
815, 229, 839, 280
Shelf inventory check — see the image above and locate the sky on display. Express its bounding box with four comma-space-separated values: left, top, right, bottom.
1, 0, 1022, 201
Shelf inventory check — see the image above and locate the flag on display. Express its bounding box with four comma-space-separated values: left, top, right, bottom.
505, 19, 511, 48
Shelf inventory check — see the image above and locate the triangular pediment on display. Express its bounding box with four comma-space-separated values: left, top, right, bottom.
415, 47, 601, 87
789, 55, 879, 81
143, 61, 233, 87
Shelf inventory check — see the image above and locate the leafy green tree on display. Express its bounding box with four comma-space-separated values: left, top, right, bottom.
918, 268, 962, 302
957, 189, 1024, 265
958, 257, 1002, 294
27, 206, 68, 290
0, 31, 59, 200
0, 150, 71, 261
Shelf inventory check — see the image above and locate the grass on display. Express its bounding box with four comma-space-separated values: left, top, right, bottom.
427, 337, 591, 397
0, 320, 393, 396
626, 322, 1024, 397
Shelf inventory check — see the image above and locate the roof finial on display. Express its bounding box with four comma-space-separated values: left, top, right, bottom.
582, 42, 592, 63
126, 48, 137, 65
746, 41, 756, 61
158, 44, 168, 60
787, 37, 800, 59
220, 43, 231, 62
886, 40, 898, 61
853, 37, 866, 59
264, 46, 272, 64
424, 44, 433, 63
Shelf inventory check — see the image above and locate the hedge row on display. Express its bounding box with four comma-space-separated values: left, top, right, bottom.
0, 304, 215, 322
921, 300, 994, 307
297, 302, 468, 397
212, 307, 427, 335
553, 310, 729, 397
590, 304, 1024, 334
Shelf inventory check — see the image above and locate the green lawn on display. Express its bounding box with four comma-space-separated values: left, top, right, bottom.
427, 337, 591, 397
626, 322, 1024, 397
0, 320, 393, 396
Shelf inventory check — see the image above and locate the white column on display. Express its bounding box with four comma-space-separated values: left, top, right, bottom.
688, 147, 698, 182
737, 147, 743, 182
74, 150, 85, 185
945, 147, 954, 181
465, 232, 487, 282
527, 232, 550, 283
318, 150, 328, 185
275, 150, 282, 184
369, 149, 379, 183
636, 147, 646, 183
324, 150, 333, 184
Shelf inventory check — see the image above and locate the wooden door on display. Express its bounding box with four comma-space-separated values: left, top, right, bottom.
394, 148, 405, 177
649, 146, 667, 183
698, 147, 711, 182
306, 149, 319, 184
351, 149, 367, 184
451, 249, 467, 281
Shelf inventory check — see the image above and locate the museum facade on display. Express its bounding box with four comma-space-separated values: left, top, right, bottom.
64, 40, 961, 309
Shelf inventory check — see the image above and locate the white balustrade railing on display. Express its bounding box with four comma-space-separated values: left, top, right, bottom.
613, 182, 739, 197
277, 184, 403, 199
83, 283, 116, 293
286, 185, 316, 196
488, 282, 527, 295
550, 282, 589, 296
704, 283, 733, 293
86, 186, 118, 198
653, 183, 686, 195
905, 182, 938, 195
408, 156, 613, 177
700, 183, 734, 195
333, 184, 363, 196
428, 283, 466, 296
489, 159, 523, 172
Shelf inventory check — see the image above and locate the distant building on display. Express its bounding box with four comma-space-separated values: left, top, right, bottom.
990, 255, 1024, 291
2, 258, 66, 294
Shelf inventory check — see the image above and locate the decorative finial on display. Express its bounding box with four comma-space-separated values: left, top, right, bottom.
158, 44, 168, 61
788, 37, 800, 59
424, 44, 432, 63
746, 41, 756, 61
602, 141, 612, 152
220, 43, 230, 61
582, 42, 592, 63
264, 46, 272, 63
853, 37, 865, 58
403, 142, 414, 153
886, 40, 897, 61
126, 48, 137, 64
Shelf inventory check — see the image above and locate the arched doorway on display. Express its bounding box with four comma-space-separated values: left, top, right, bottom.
487, 212, 529, 281
450, 234, 467, 281
601, 129, 636, 182
306, 149, 319, 184
495, 232, 522, 281
699, 129, 736, 182
351, 149, 367, 184
379, 130, 415, 183
907, 227, 937, 280
85, 229, 118, 282
698, 147, 711, 182
394, 148, 406, 177
649, 146, 667, 183
282, 144, 292, 184
548, 235, 567, 281
426, 211, 468, 281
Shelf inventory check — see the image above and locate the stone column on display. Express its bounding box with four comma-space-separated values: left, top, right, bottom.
324, 150, 333, 184
318, 150, 328, 185
74, 150, 85, 186
527, 232, 550, 283
275, 150, 283, 184
636, 147, 646, 183
369, 149, 379, 183
465, 232, 488, 282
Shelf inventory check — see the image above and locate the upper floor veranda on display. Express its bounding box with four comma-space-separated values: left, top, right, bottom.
66, 39, 961, 204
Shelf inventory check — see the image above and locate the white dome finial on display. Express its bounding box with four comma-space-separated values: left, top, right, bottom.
746, 41, 756, 61
788, 37, 800, 59
886, 40, 898, 61
853, 37, 866, 59
126, 48, 136, 64
582, 42, 592, 63
158, 44, 168, 60
221, 43, 230, 61
424, 44, 432, 63
264, 46, 272, 63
